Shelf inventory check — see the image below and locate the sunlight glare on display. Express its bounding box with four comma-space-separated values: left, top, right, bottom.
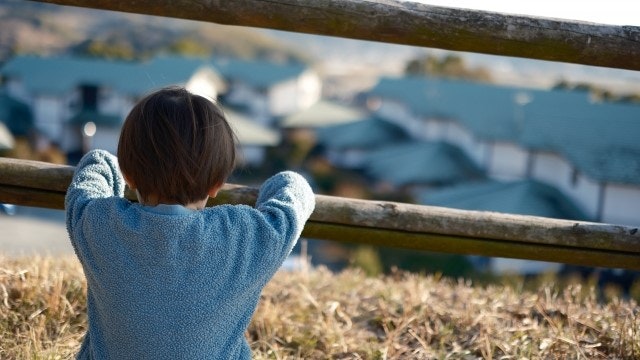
413, 0, 639, 26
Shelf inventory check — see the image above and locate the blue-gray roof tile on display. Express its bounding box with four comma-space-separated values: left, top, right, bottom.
316, 117, 409, 150
421, 180, 589, 221
0, 91, 34, 136
364, 141, 484, 186
1, 55, 307, 96
368, 76, 640, 185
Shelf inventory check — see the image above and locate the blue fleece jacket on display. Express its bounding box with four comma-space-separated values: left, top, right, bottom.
65, 149, 315, 359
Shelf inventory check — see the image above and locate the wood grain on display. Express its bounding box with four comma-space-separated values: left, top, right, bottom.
29, 0, 640, 70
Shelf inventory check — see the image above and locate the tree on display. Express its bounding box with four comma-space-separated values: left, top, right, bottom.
168, 38, 211, 57
405, 54, 492, 82
84, 40, 135, 60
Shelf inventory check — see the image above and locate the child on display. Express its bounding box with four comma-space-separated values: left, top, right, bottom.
65, 87, 315, 359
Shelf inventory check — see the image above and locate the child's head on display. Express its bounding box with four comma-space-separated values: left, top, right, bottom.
117, 86, 236, 206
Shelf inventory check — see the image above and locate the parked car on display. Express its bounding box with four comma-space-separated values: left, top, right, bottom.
1, 203, 16, 215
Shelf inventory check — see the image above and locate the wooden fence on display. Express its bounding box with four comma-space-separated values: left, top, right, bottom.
30, 0, 640, 71
1, 157, 639, 270
2, 0, 640, 270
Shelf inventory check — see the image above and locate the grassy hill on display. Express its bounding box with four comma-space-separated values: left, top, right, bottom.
1, 256, 638, 359
0, 0, 311, 64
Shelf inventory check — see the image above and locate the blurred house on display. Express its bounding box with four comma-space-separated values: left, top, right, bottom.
0, 121, 14, 151
223, 107, 280, 165
0, 91, 34, 139
1, 56, 216, 160
368, 77, 586, 180
337, 75, 640, 274
0, 55, 312, 164
363, 76, 640, 228
362, 141, 483, 190
422, 180, 587, 221
280, 99, 370, 129
316, 116, 409, 169
420, 179, 589, 274
0, 91, 35, 158
281, 100, 395, 168
521, 100, 640, 227
212, 58, 322, 127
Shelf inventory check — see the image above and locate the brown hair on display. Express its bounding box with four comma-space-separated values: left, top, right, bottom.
117, 87, 236, 205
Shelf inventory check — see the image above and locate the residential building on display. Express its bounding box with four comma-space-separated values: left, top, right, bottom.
316, 116, 409, 169
223, 107, 280, 165
0, 55, 310, 165
280, 99, 370, 129
362, 141, 483, 189
212, 58, 322, 126
0, 122, 13, 151
364, 76, 640, 228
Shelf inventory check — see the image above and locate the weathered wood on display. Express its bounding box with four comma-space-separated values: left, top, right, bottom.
304, 222, 640, 270
1, 157, 639, 269
0, 184, 66, 210
28, 0, 640, 71
0, 157, 74, 193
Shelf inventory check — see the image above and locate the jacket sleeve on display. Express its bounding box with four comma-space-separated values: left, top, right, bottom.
254, 171, 315, 261
65, 149, 125, 234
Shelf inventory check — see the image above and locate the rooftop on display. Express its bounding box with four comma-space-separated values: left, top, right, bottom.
0, 122, 14, 150
1, 55, 308, 96
224, 108, 280, 146
368, 76, 640, 185
280, 100, 369, 128
420, 179, 588, 221
363, 141, 484, 187
0, 91, 33, 137
316, 117, 409, 151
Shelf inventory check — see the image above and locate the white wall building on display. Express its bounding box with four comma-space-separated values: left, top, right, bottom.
0, 55, 301, 165
214, 59, 322, 127
365, 76, 640, 229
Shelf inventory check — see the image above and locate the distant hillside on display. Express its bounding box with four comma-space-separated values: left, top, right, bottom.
0, 0, 311, 64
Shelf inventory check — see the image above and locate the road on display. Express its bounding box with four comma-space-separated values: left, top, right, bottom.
0, 206, 74, 258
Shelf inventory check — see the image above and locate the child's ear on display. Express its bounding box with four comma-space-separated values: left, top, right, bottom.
207, 183, 223, 198
123, 174, 136, 190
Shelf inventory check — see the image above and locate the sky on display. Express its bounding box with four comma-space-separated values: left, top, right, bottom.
407, 0, 640, 91
290, 0, 640, 91
416, 0, 639, 26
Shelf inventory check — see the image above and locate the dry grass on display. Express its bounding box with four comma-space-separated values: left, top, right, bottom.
0, 256, 86, 359
1, 256, 638, 359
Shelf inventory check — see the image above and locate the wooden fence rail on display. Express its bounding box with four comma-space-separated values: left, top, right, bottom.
1, 157, 639, 270
30, 0, 640, 71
